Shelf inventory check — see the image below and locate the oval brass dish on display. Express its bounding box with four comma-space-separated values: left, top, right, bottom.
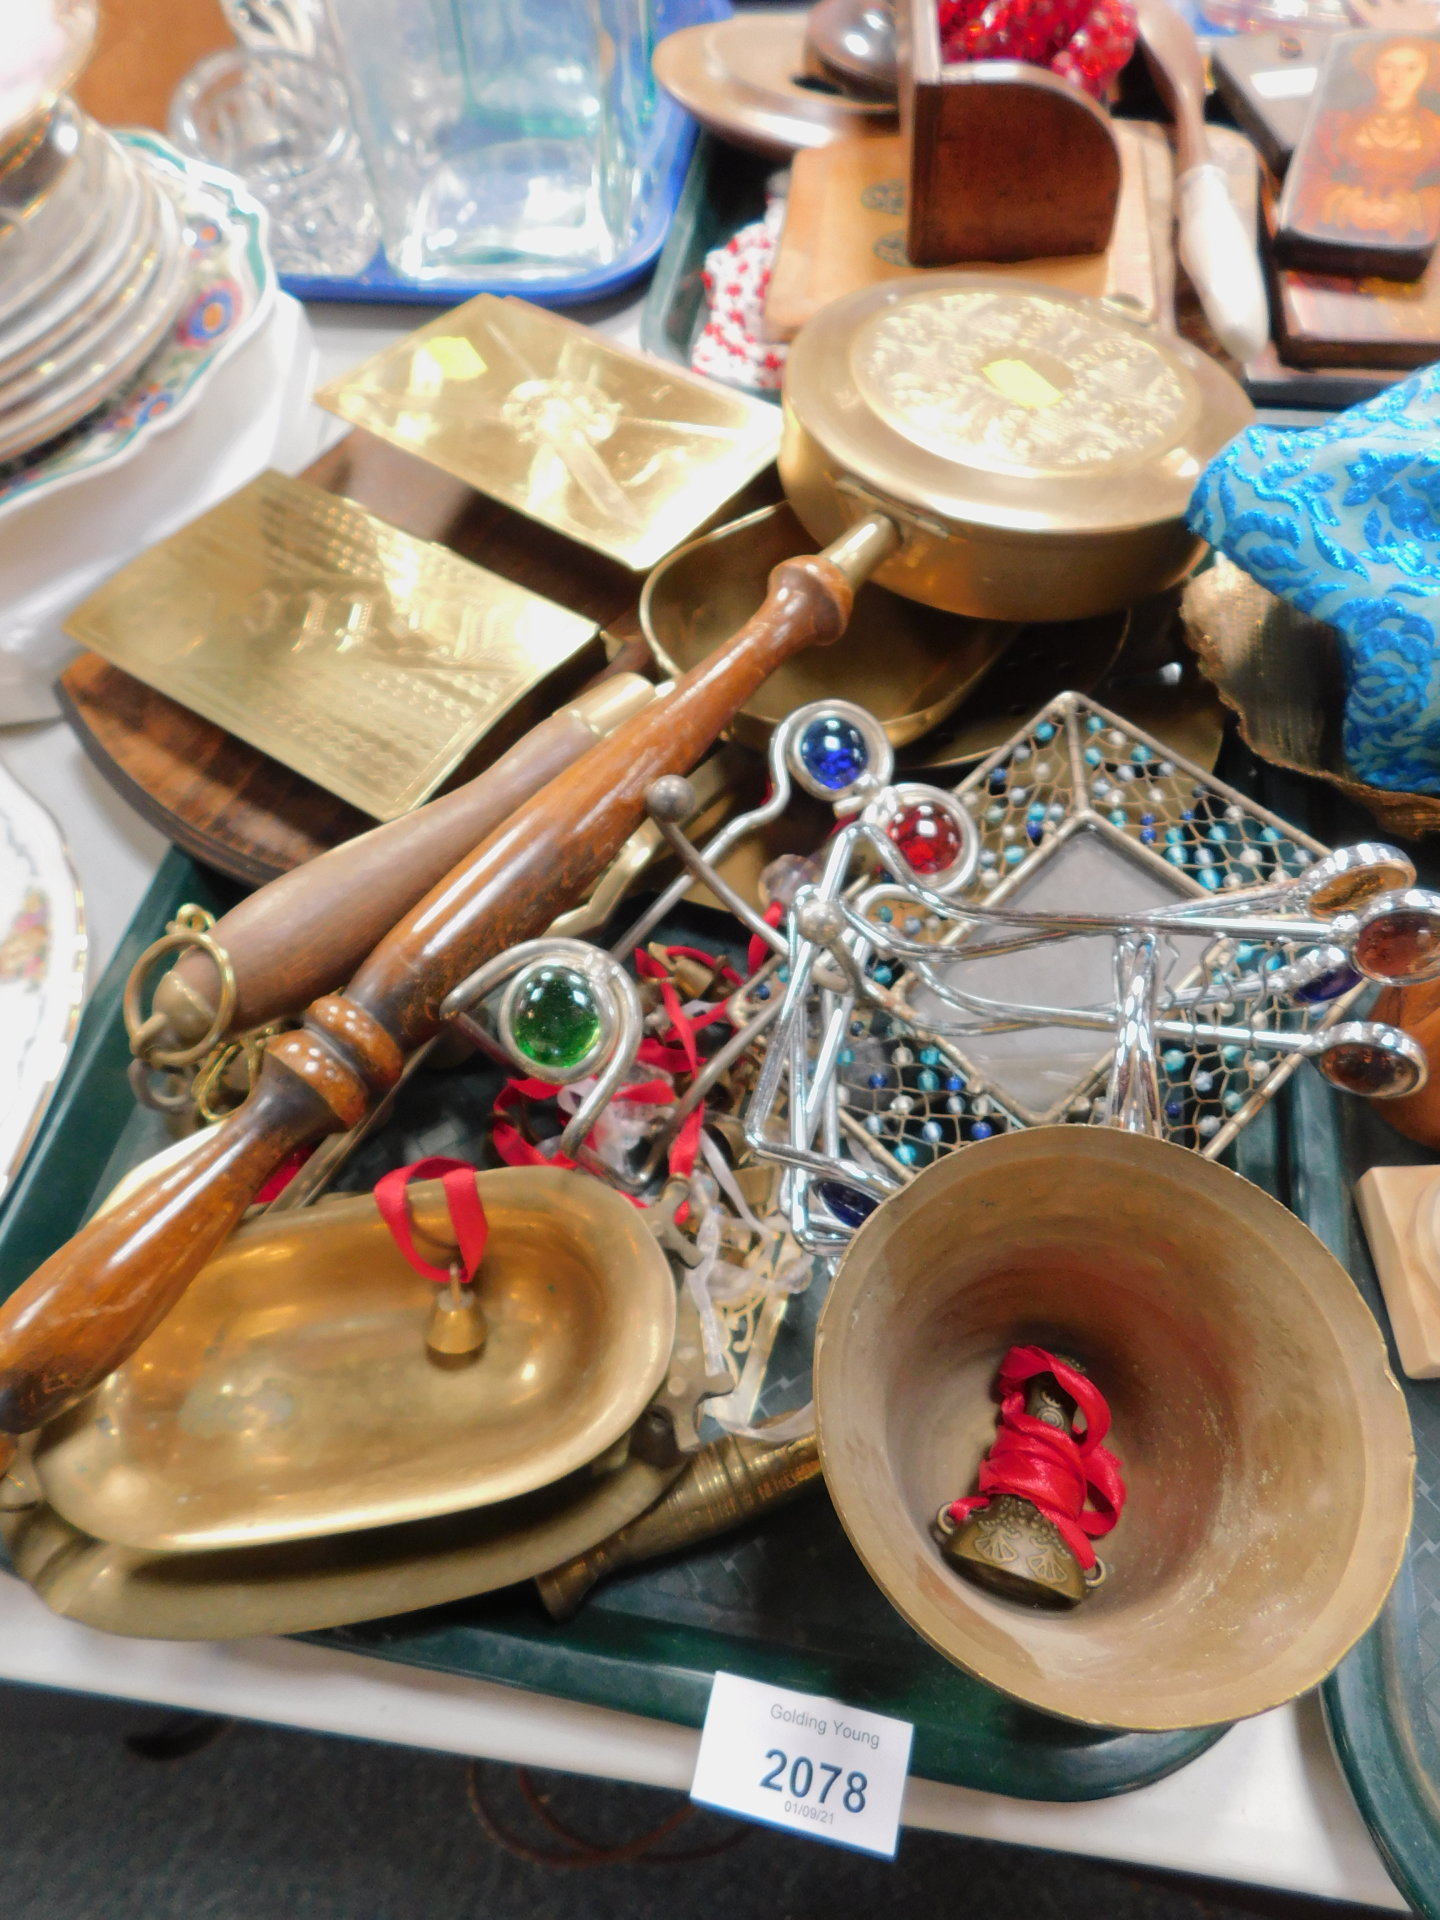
781, 278, 1255, 622
815, 1127, 1414, 1731
642, 502, 1017, 751
1, 1445, 681, 1640
34, 1168, 677, 1553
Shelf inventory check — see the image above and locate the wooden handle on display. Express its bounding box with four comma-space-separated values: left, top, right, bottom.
1135, 0, 1208, 176
0, 551, 858, 1441
153, 675, 655, 1047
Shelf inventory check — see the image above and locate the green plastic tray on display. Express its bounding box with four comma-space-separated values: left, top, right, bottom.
0, 845, 1229, 1801
1203, 761, 1439, 1919
640, 115, 1436, 1865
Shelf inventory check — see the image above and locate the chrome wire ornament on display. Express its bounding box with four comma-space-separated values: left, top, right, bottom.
441, 694, 1431, 1259
441, 938, 643, 1164
715, 694, 1433, 1249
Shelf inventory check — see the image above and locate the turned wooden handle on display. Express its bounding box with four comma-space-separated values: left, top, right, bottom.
153, 675, 655, 1047
0, 549, 863, 1440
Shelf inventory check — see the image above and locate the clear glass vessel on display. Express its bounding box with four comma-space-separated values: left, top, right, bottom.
321, 0, 657, 283
169, 47, 381, 278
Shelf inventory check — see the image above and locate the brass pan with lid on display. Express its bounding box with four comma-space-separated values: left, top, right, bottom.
777, 276, 1253, 624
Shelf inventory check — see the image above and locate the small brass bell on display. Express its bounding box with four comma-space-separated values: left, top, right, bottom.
935, 1495, 1091, 1608
425, 1265, 487, 1364
933, 1365, 1100, 1610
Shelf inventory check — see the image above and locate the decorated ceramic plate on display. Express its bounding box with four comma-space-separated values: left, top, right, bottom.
0, 129, 274, 522
0, 762, 85, 1210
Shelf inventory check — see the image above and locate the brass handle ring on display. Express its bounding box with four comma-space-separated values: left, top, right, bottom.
123, 905, 239, 1071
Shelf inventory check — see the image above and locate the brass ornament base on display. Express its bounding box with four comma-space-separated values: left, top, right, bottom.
1182, 556, 1440, 840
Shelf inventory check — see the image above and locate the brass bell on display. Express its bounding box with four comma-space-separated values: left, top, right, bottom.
933, 1364, 1097, 1610
425, 1266, 487, 1364
934, 1494, 1091, 1608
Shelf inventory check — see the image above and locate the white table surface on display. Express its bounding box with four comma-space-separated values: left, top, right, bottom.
0, 300, 1412, 1913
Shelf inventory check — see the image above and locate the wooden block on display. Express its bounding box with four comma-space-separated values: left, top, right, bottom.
764, 123, 1161, 342
898, 0, 1119, 265
1263, 179, 1440, 368
1275, 30, 1440, 283
1356, 1165, 1440, 1378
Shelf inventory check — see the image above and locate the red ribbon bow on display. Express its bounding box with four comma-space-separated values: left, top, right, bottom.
946, 1345, 1126, 1570
374, 1156, 489, 1286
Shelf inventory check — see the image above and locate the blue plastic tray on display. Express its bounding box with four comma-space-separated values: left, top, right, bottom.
280, 0, 729, 309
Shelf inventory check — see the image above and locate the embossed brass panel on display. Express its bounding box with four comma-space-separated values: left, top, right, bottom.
34, 1168, 677, 1552
315, 294, 782, 570
63, 471, 600, 820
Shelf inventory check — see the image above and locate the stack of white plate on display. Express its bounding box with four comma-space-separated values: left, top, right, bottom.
0, 99, 189, 464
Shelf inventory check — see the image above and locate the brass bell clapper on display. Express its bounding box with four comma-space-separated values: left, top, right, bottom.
934, 1346, 1126, 1608
374, 1157, 490, 1363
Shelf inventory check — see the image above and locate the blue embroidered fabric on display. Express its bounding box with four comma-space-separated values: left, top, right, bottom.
1187, 362, 1440, 793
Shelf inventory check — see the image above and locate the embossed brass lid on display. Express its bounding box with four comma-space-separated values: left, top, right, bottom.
316, 294, 783, 571
63, 471, 600, 821
782, 278, 1251, 543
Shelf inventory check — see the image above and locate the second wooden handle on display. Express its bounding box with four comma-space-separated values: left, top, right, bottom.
153, 675, 655, 1047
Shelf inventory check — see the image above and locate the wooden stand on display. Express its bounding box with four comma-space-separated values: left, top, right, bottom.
898, 0, 1120, 266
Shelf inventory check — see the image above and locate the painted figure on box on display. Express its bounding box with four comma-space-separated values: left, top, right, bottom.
1290, 37, 1440, 249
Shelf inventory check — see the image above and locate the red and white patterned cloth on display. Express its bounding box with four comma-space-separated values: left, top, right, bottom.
938, 0, 1138, 97
691, 194, 788, 393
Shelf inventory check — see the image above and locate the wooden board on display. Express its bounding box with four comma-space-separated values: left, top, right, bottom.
57, 427, 727, 884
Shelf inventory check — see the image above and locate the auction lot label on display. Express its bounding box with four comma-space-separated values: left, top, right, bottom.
690, 1670, 914, 1858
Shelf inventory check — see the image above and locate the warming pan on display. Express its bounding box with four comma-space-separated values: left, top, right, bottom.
777, 277, 1253, 623
32, 1168, 676, 1553
814, 1126, 1414, 1731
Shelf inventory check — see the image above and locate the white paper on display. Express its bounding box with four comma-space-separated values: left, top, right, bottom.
690, 1671, 913, 1858
1251, 67, 1318, 100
